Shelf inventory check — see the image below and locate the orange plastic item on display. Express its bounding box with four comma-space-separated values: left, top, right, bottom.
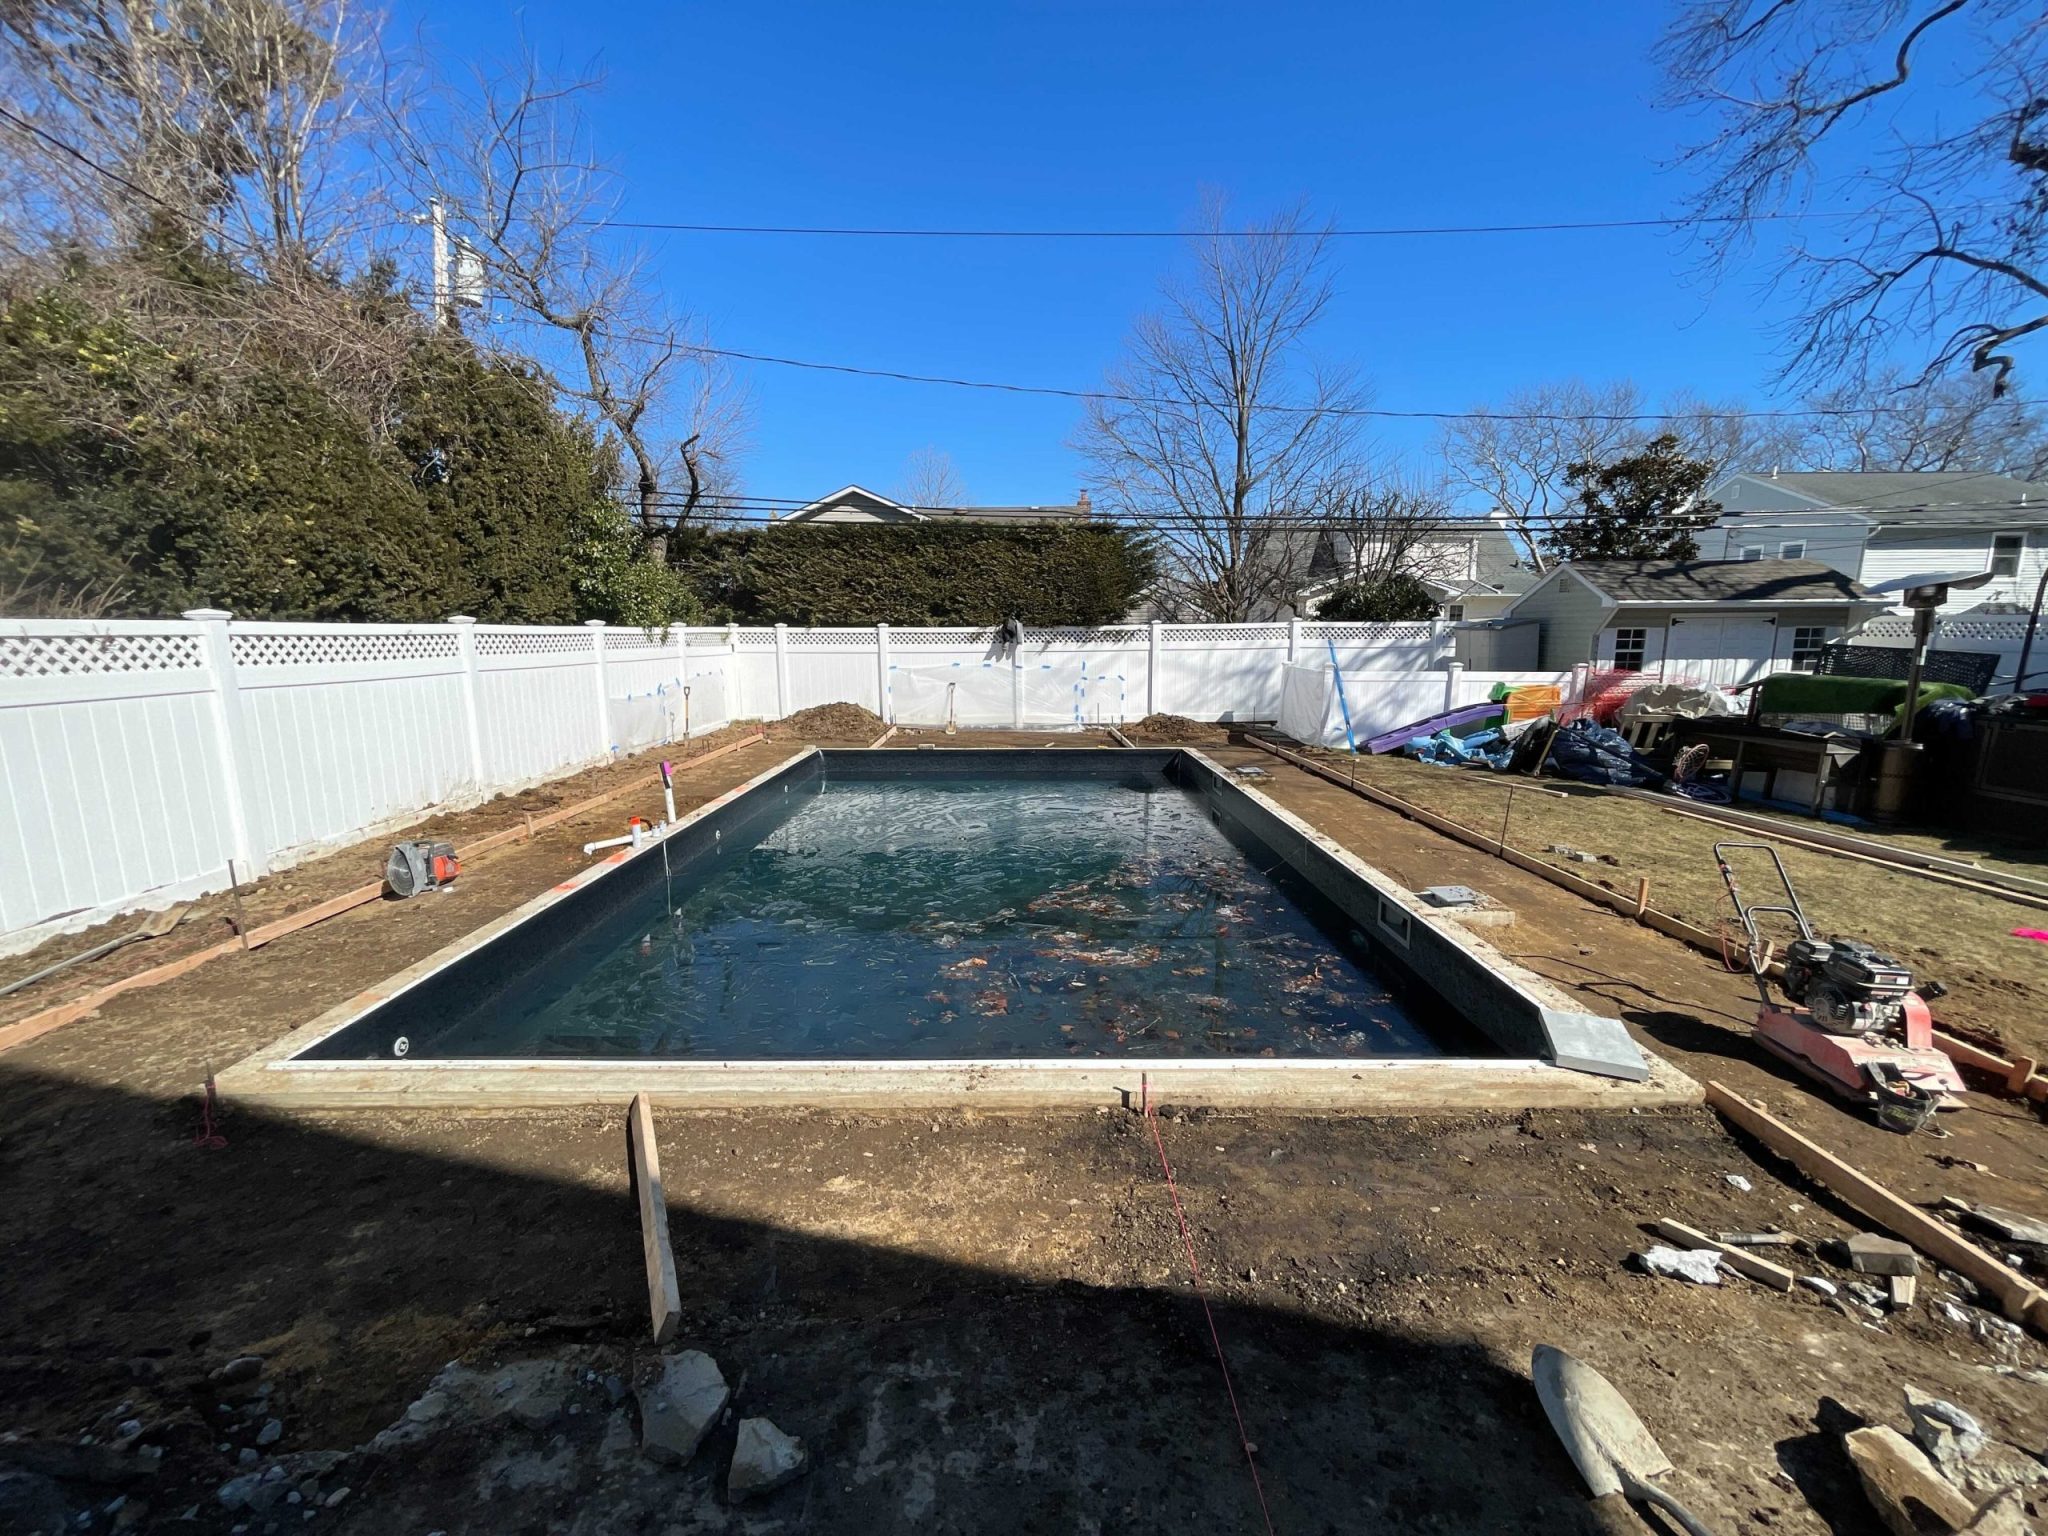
1502, 685, 1562, 722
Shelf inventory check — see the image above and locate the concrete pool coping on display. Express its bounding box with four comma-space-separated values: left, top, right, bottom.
216, 746, 1700, 1114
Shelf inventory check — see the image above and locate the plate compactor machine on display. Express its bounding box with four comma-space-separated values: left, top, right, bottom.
1714, 841, 1962, 1132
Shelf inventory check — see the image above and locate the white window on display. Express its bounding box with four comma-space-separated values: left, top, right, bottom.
1779, 540, 1806, 560
1611, 626, 1648, 672
1739, 546, 1765, 562
1444, 604, 1465, 622
1992, 532, 2025, 578
1789, 625, 1827, 671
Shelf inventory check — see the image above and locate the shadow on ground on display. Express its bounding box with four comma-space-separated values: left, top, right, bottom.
0, 1064, 1655, 1536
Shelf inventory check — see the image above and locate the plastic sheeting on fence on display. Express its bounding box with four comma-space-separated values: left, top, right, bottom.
884, 659, 1133, 727
1276, 661, 1575, 750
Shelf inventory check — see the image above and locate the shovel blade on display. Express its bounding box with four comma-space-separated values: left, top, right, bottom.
1532, 1345, 1674, 1501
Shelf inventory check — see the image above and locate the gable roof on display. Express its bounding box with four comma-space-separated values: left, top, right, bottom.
1553, 557, 1871, 605
1718, 471, 2048, 529
780, 483, 1089, 524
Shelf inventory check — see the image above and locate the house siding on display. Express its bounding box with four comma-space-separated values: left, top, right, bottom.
1701, 515, 1870, 578
1513, 573, 1607, 669
1863, 528, 2046, 611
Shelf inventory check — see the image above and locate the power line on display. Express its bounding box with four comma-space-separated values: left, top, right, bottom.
581, 208, 1940, 240
654, 339, 2032, 425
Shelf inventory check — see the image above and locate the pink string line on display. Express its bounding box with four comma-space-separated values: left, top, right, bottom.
1145, 1103, 1278, 1536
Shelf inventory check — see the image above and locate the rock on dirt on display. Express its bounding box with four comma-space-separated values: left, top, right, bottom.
769, 702, 887, 741
0, 1469, 68, 1535
636, 1351, 729, 1464
728, 1417, 807, 1502
1122, 713, 1215, 743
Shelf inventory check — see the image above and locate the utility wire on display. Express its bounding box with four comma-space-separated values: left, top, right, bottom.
581, 207, 1955, 240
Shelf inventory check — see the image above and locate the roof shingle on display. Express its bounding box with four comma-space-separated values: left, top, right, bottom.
1561, 557, 1871, 604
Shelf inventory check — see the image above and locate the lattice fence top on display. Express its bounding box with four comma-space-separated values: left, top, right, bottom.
1298, 622, 1441, 642
598, 628, 680, 653
786, 628, 884, 648
233, 629, 459, 668
475, 629, 596, 658
2, 630, 205, 677
1160, 623, 1294, 647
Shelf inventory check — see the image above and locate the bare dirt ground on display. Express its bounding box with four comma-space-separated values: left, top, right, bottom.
2, 732, 2046, 1535
1294, 746, 2048, 1064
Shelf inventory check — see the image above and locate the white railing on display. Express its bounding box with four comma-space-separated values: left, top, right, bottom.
0, 613, 1451, 953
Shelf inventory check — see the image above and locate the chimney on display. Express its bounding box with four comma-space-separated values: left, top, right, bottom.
1077, 490, 1092, 518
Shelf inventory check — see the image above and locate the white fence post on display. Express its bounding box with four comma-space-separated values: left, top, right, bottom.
1010, 638, 1024, 729
1287, 616, 1302, 663
1147, 620, 1163, 716
1443, 659, 1465, 712
675, 623, 690, 741
182, 608, 267, 877
447, 615, 485, 786
773, 622, 791, 719
875, 623, 890, 719
585, 620, 610, 756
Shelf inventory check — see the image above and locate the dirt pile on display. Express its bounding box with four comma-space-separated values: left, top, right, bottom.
1124, 713, 1218, 743
769, 702, 888, 742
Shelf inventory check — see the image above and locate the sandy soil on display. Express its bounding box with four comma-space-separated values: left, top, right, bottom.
2, 736, 2046, 1535
1294, 747, 2048, 1063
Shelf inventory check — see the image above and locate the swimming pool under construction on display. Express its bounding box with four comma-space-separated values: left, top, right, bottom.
218, 749, 1697, 1111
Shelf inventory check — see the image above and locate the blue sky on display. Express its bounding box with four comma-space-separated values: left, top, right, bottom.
395, 1, 1862, 507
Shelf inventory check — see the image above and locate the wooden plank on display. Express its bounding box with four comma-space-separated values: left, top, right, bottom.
245, 884, 383, 949
868, 726, 898, 749
1105, 726, 1134, 749
1704, 1080, 2048, 1333
0, 938, 241, 1056
1651, 1218, 1795, 1290
1, 733, 769, 1060
627, 1092, 682, 1346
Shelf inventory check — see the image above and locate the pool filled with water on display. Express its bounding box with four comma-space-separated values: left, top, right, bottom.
313, 771, 1463, 1061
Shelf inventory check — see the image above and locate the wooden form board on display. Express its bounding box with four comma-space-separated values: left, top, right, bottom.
1704, 1081, 2048, 1334
1239, 735, 2048, 1103
0, 731, 766, 1059
628, 1092, 682, 1346
1651, 1218, 1795, 1290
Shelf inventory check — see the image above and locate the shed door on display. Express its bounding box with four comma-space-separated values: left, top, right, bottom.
1664, 615, 1777, 686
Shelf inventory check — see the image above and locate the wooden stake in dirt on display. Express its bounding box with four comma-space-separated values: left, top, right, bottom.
627, 1092, 682, 1346
1651, 1218, 1795, 1290
0, 732, 769, 1061
226, 860, 253, 951
1704, 1081, 2048, 1333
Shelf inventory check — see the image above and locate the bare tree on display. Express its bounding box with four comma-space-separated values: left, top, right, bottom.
0, 1, 419, 436
1077, 198, 1364, 620
1440, 381, 1646, 572
1659, 0, 2048, 395
894, 446, 968, 509
0, 0, 391, 275
398, 54, 747, 560
1307, 469, 1467, 590
1801, 369, 2048, 477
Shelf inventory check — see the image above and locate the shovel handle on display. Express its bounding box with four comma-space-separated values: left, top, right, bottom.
1621, 1470, 1719, 1536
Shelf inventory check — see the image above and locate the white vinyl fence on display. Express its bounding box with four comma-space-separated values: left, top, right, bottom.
1850, 610, 2040, 691
0, 613, 1451, 953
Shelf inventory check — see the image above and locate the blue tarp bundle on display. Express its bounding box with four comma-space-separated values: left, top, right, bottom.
1404, 726, 1513, 769
1543, 719, 1727, 800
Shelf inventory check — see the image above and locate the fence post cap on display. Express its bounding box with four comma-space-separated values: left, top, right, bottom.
446, 614, 476, 625
583, 619, 606, 627
181, 608, 233, 621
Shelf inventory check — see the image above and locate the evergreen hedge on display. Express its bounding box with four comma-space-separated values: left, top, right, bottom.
677, 521, 1155, 626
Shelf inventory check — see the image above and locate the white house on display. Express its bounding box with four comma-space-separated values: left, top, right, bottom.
1502, 557, 1883, 686
774, 484, 1092, 525
1290, 513, 1538, 621
1700, 470, 2048, 613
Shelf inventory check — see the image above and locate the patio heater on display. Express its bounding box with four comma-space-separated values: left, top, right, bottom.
1863, 568, 1994, 820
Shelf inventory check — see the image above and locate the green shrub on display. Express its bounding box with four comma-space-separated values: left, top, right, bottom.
1315, 572, 1439, 621
675, 521, 1155, 626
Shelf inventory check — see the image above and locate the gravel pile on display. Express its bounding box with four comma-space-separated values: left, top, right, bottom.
1123, 713, 1216, 743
